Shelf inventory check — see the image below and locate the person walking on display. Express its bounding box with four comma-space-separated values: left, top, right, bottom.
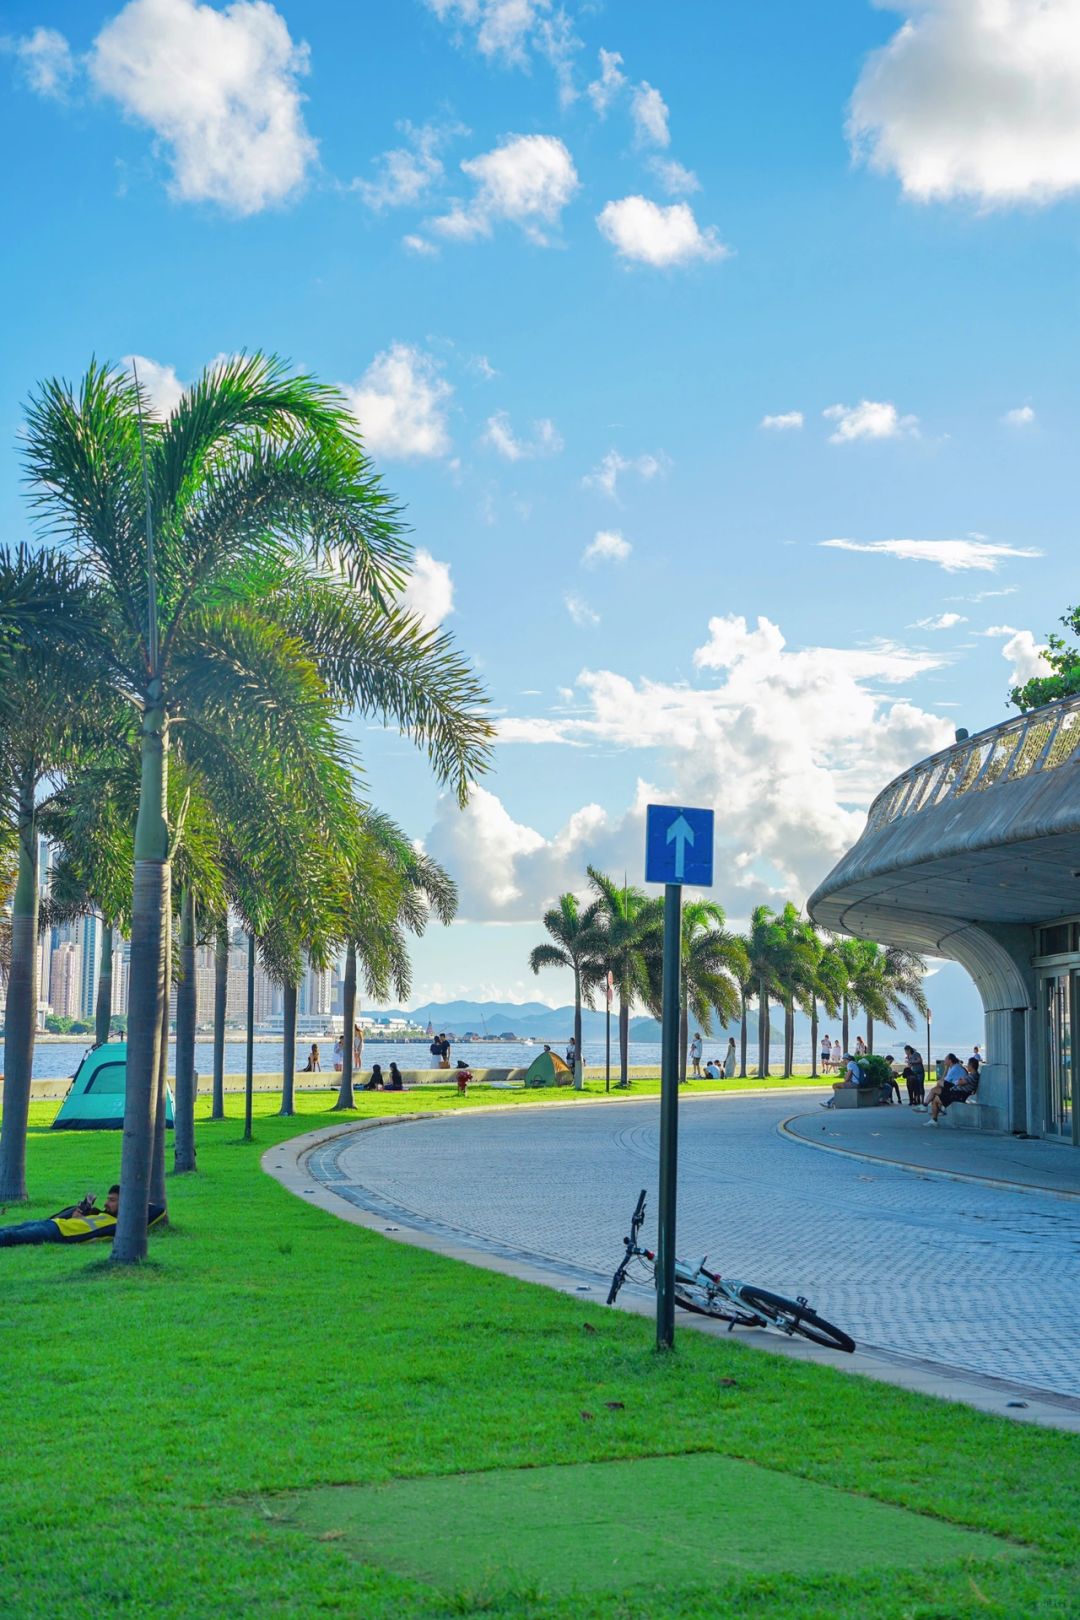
690, 1032, 703, 1078
723, 1037, 736, 1078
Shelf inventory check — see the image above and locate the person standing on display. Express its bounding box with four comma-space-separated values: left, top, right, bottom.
566, 1034, 577, 1072
723, 1037, 736, 1078
689, 1032, 703, 1078
830, 1036, 842, 1073
439, 1033, 451, 1069
333, 1035, 344, 1073
353, 1022, 364, 1072
903, 1045, 926, 1107
820, 1033, 832, 1075
855, 1035, 867, 1056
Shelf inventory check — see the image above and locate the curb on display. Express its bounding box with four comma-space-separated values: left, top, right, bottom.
777, 1115, 1080, 1202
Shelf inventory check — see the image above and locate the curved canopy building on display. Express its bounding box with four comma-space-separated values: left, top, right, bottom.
809, 695, 1080, 1147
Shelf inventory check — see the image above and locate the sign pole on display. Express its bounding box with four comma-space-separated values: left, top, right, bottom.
605, 971, 612, 1093
656, 880, 682, 1351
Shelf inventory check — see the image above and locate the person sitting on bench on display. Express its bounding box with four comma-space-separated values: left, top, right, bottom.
882, 1055, 903, 1105
0, 1185, 166, 1247
926, 1056, 978, 1124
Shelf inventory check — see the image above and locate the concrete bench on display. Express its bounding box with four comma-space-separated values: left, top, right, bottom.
944, 1100, 1005, 1131
831, 1082, 888, 1109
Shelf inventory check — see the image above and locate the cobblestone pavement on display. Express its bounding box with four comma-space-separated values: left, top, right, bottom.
307, 1095, 1080, 1401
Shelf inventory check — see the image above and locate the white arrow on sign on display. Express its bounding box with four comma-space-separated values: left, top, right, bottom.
665, 812, 694, 881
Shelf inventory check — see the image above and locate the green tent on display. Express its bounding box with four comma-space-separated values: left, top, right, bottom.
522, 1049, 572, 1088
52, 1042, 175, 1131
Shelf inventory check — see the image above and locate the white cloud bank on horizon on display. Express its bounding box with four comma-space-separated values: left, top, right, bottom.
821, 536, 1042, 572
431, 133, 579, 243
343, 344, 452, 460
429, 613, 954, 922
597, 196, 729, 267
849, 0, 1080, 206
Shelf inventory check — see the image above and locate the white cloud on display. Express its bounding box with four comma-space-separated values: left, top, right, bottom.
399, 548, 454, 630
647, 156, 700, 195
849, 0, 1080, 206
583, 448, 667, 500
86, 0, 316, 215
402, 233, 439, 256
342, 344, 452, 460
910, 612, 966, 630
469, 354, 498, 380
482, 410, 563, 460
630, 80, 670, 147
597, 196, 729, 267
565, 593, 600, 629
354, 120, 461, 211
1001, 628, 1052, 687
440, 613, 954, 918
424, 0, 581, 102
587, 46, 626, 113
123, 353, 186, 416
1003, 404, 1036, 426
431, 133, 578, 244
4, 26, 76, 97
821, 536, 1042, 573
760, 411, 804, 431
823, 400, 919, 442
583, 530, 631, 566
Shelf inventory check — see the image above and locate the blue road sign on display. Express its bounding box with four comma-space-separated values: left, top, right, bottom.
645, 804, 714, 888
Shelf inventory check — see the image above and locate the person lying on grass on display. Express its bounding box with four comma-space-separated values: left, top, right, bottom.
0, 1185, 166, 1247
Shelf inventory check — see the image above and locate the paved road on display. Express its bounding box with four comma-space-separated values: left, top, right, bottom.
307, 1095, 1080, 1401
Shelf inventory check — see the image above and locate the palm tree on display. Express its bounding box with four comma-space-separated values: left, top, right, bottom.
834, 937, 888, 1054
805, 934, 845, 1077
864, 945, 929, 1052
776, 907, 819, 1078
587, 869, 661, 1088
24, 356, 491, 1261
528, 893, 603, 1090
644, 900, 746, 1082
744, 903, 817, 1077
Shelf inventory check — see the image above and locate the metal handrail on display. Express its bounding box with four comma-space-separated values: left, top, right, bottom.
865, 693, 1080, 831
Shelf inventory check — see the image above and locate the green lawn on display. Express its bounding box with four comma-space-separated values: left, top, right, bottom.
3, 1090, 1077, 1619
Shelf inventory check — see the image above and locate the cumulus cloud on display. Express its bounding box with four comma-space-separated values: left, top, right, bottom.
482, 410, 562, 459
586, 46, 626, 113
848, 0, 1080, 206
83, 0, 317, 214
399, 548, 454, 630
630, 80, 670, 146
564, 593, 600, 629
821, 536, 1042, 572
1001, 628, 1052, 687
761, 411, 804, 431
4, 26, 76, 96
1003, 404, 1036, 426
353, 120, 462, 211
431, 133, 578, 243
583, 530, 631, 566
437, 613, 954, 918
123, 353, 186, 415
910, 612, 966, 629
402, 233, 439, 256
597, 196, 729, 267
583, 448, 667, 500
647, 156, 700, 195
824, 399, 919, 442
424, 0, 581, 102
342, 344, 452, 460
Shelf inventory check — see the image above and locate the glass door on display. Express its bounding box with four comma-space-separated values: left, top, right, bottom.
1043, 973, 1074, 1140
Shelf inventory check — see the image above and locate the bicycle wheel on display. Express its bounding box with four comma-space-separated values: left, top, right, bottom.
735, 1286, 855, 1353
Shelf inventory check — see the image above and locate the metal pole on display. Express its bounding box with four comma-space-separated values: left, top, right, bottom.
605, 972, 612, 1093
656, 881, 682, 1352
243, 932, 255, 1142
926, 1007, 932, 1076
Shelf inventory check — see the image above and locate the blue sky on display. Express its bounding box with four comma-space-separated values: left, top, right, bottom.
2, 0, 1078, 1013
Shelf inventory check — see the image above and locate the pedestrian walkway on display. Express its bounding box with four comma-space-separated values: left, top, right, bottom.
782, 1105, 1080, 1198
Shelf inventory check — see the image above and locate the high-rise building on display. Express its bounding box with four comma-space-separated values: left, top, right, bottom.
194, 943, 217, 1026
112, 939, 131, 1016
77, 914, 99, 1020
49, 940, 81, 1019
300, 959, 335, 1019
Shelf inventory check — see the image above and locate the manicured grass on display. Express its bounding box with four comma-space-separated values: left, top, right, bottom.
3, 1092, 1077, 1619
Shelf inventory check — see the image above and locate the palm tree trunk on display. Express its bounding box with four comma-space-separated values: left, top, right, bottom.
618, 992, 629, 1086
173, 886, 197, 1173
149, 953, 170, 1213
757, 977, 770, 1077
739, 990, 748, 1078
211, 918, 227, 1120
95, 921, 114, 1047
0, 772, 39, 1203
333, 942, 357, 1109
114, 698, 170, 1264
810, 996, 818, 1078
866, 1011, 874, 1053
243, 933, 255, 1141
572, 964, 583, 1091
679, 993, 689, 1084
842, 995, 849, 1056
783, 998, 793, 1077
280, 979, 297, 1115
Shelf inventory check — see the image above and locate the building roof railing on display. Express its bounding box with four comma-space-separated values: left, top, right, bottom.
865, 693, 1080, 835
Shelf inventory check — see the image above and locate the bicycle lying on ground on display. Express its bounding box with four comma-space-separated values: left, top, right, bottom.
606, 1190, 856, 1353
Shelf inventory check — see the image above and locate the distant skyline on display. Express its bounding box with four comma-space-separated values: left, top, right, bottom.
3, 1, 1077, 1013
